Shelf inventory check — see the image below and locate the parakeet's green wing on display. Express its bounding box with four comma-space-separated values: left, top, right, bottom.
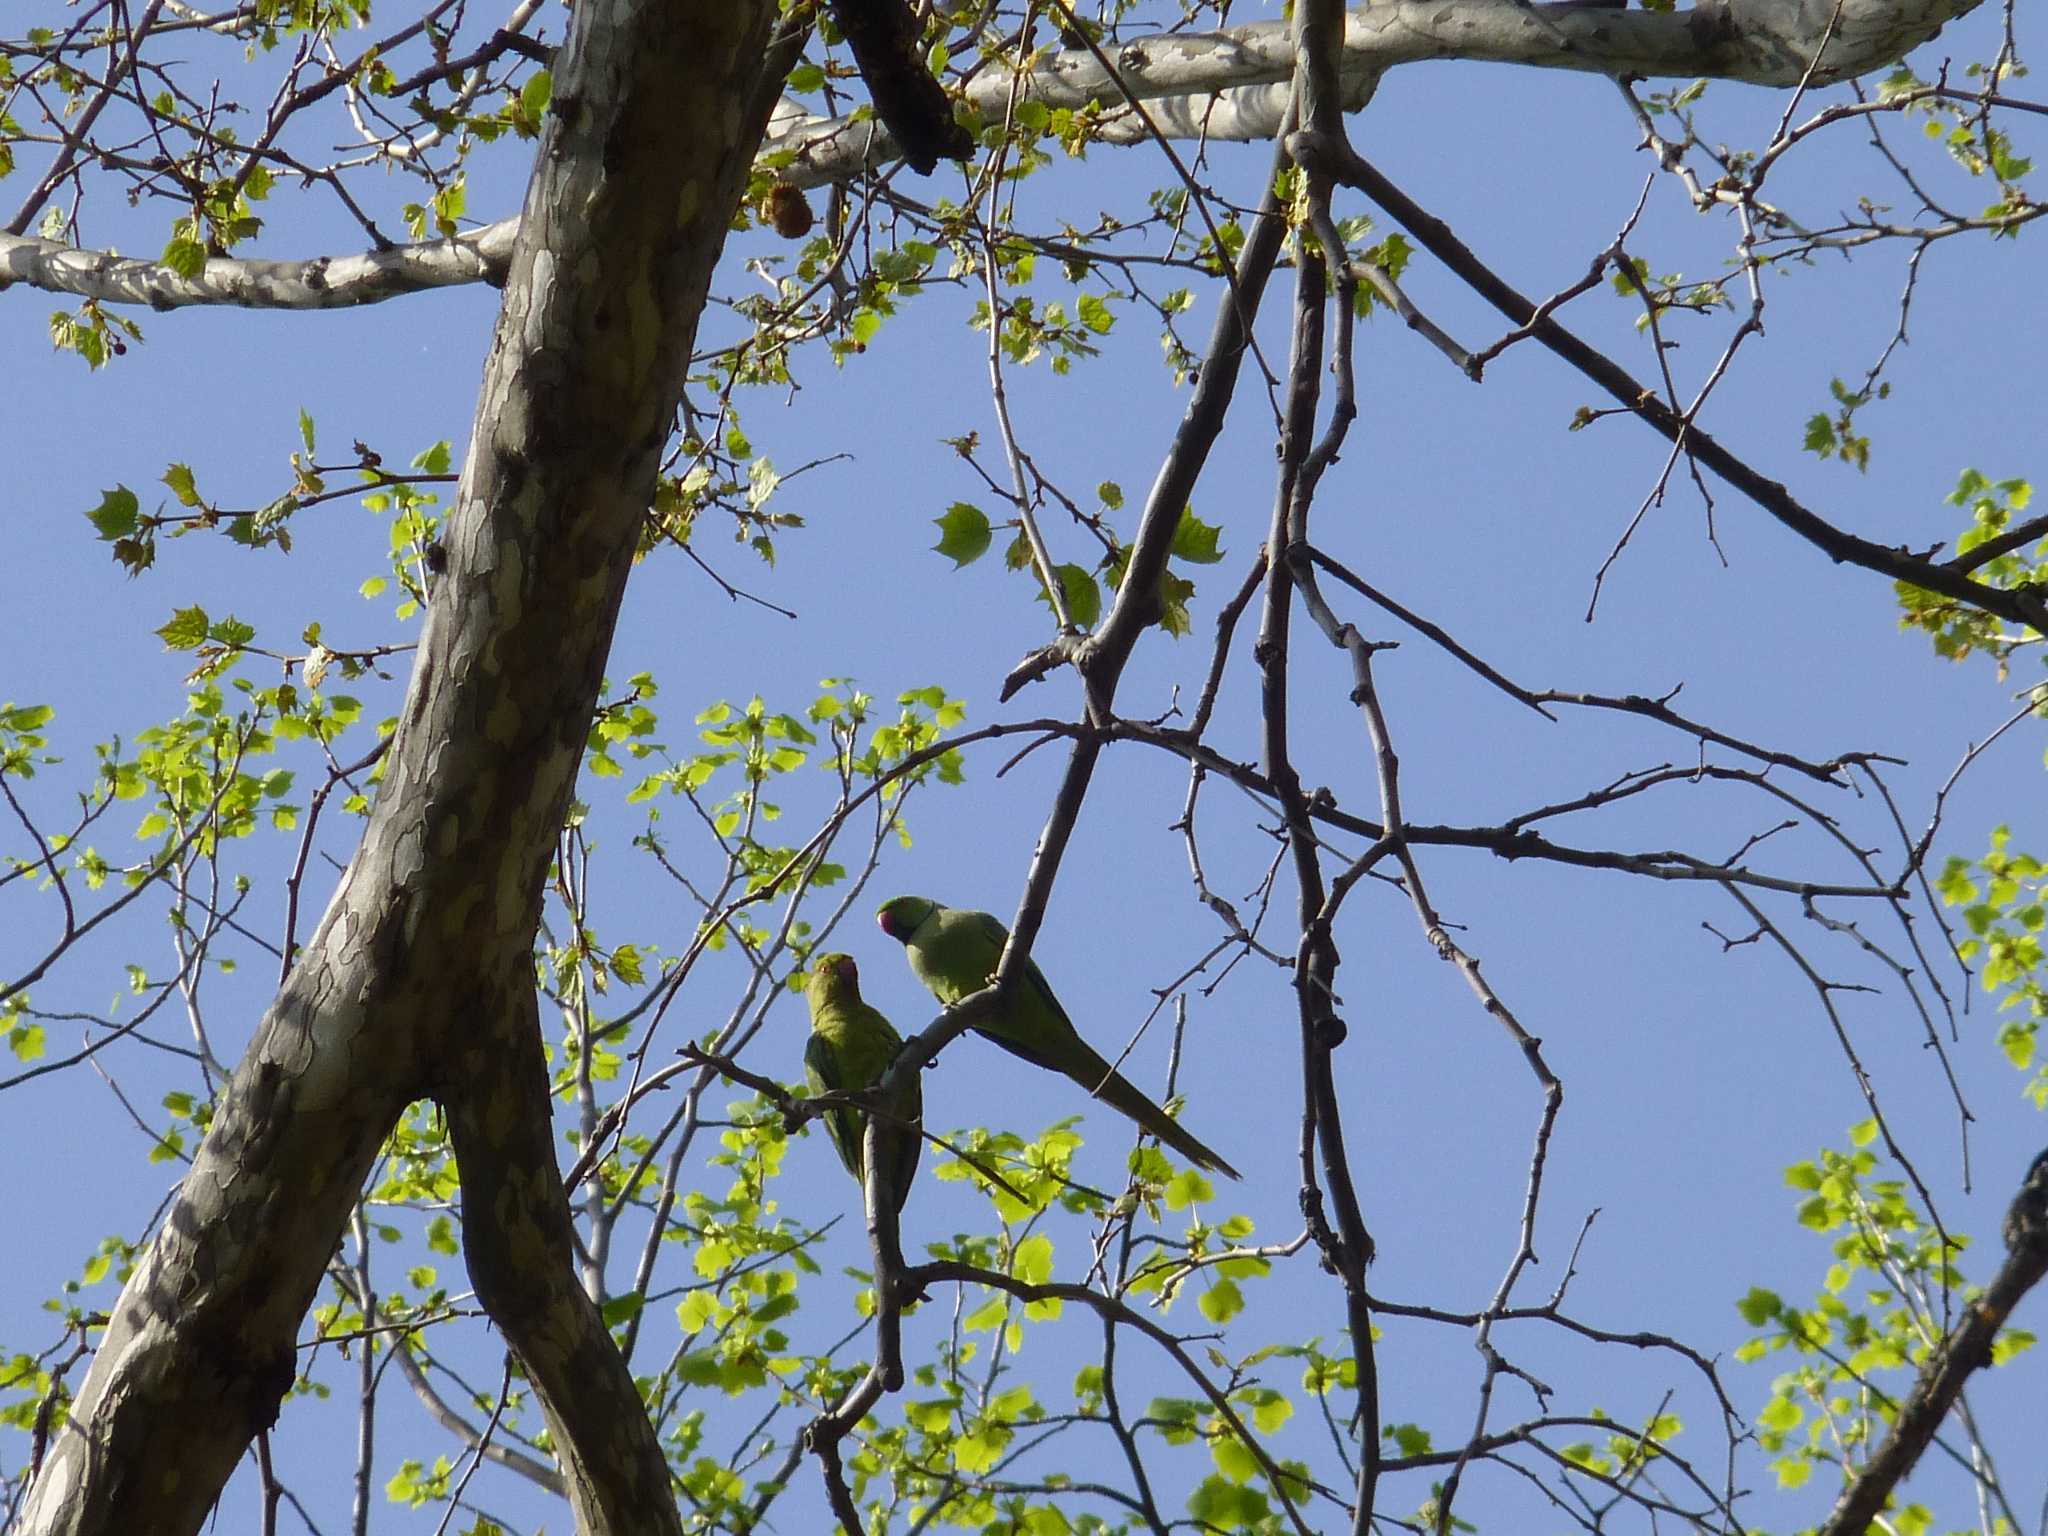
804, 952, 924, 1210
972, 915, 1075, 1072
804, 1029, 868, 1183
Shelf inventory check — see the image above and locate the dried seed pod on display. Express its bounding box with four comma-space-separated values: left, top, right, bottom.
760, 183, 814, 240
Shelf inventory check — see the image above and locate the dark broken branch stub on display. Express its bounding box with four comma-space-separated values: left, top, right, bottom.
828, 0, 975, 174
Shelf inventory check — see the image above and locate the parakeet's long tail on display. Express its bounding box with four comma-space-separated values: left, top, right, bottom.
1086, 1061, 1242, 1181
976, 1016, 1242, 1179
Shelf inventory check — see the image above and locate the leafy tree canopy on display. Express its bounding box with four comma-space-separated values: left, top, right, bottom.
1, 0, 2045, 1533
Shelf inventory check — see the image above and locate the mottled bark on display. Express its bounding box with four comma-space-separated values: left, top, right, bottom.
19, 2, 780, 1533
444, 991, 684, 1529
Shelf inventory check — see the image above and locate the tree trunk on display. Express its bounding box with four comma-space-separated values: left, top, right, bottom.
20, 3, 780, 1532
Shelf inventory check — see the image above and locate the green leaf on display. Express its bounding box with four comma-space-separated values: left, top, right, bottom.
1209, 1430, 1258, 1484
1198, 1278, 1243, 1324
905, 1398, 954, 1433
964, 1293, 1007, 1333
161, 236, 207, 278
1170, 507, 1225, 563
1039, 563, 1100, 629
1757, 1394, 1802, 1433
1244, 1387, 1292, 1434
1772, 1452, 1814, 1489
933, 502, 992, 567
954, 1423, 1010, 1473
676, 1291, 717, 1334
1161, 574, 1196, 636
520, 70, 552, 119
86, 486, 140, 540
1992, 1327, 2035, 1364
1384, 1421, 1432, 1456
675, 1349, 723, 1387
210, 615, 255, 648
1735, 1286, 1782, 1326
1560, 1441, 1611, 1474
1011, 1232, 1054, 1285
155, 606, 210, 651
1146, 1397, 1204, 1443
1187, 1473, 1270, 1527
162, 464, 201, 507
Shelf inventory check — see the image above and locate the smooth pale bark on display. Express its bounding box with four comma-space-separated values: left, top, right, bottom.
0, 0, 1983, 313
19, 2, 779, 1533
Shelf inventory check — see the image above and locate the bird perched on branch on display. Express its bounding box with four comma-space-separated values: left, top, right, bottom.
804, 953, 923, 1212
876, 897, 1241, 1179
828, 0, 975, 174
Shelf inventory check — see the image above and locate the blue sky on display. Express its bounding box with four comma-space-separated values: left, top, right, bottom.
4, 6, 2046, 1531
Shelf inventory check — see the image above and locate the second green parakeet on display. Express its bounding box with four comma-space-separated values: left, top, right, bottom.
875, 897, 1240, 1180
804, 952, 922, 1212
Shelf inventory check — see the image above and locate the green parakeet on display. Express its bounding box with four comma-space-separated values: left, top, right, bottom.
875, 897, 1241, 1180
804, 953, 922, 1213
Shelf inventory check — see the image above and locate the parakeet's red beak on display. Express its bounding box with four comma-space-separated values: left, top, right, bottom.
877, 908, 901, 939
